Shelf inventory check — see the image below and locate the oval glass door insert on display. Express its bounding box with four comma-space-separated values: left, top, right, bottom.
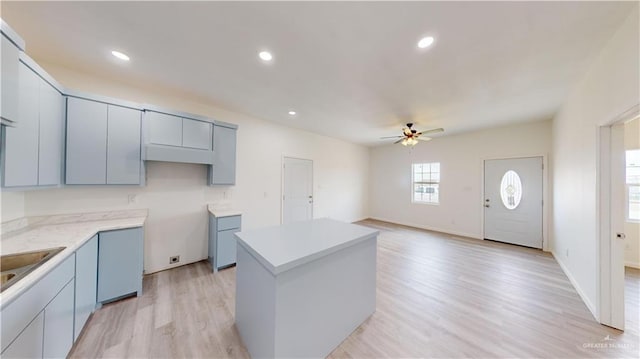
500, 170, 522, 210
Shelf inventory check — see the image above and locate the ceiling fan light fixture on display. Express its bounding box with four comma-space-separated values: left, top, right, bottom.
401, 137, 418, 146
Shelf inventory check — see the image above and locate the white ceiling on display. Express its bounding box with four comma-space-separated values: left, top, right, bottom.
2, 1, 635, 145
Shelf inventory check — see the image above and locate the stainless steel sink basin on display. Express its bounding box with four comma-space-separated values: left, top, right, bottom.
1, 247, 65, 292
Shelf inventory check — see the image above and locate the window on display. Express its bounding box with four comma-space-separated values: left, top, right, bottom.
412, 163, 440, 204
627, 149, 640, 221
500, 170, 523, 210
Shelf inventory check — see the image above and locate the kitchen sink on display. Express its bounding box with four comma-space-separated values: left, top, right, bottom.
1, 247, 66, 292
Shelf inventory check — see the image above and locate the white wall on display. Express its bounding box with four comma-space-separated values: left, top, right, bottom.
370, 120, 552, 240
551, 6, 639, 316
625, 118, 639, 268
11, 61, 369, 273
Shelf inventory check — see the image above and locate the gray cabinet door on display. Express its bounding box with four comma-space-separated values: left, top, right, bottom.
217, 228, 238, 268
1, 34, 20, 124
211, 125, 237, 185
1, 311, 44, 359
107, 105, 141, 184
98, 227, 143, 303
147, 111, 182, 147
66, 97, 108, 184
74, 235, 97, 341
43, 280, 74, 359
182, 118, 211, 150
37, 80, 64, 186
2, 62, 40, 187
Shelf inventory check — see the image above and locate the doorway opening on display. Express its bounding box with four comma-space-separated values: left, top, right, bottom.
598, 107, 639, 331
623, 118, 639, 332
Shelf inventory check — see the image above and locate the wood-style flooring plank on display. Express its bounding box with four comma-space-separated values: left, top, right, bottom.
68, 219, 639, 358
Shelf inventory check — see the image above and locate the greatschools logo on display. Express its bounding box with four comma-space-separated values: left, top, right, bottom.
583, 335, 633, 349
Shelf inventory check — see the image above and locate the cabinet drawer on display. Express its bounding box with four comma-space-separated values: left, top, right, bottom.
217, 215, 241, 231
1, 253, 74, 353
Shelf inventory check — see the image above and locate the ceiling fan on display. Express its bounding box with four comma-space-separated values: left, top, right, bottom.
380, 123, 444, 146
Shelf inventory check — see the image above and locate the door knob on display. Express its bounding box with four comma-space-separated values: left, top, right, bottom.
616, 233, 626, 239
484, 204, 490, 208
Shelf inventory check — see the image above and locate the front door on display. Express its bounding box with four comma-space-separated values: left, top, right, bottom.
282, 157, 313, 224
484, 157, 543, 248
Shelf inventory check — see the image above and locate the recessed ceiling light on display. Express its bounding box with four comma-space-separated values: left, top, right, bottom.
417, 36, 435, 49
259, 51, 273, 61
111, 50, 130, 61
288, 111, 296, 116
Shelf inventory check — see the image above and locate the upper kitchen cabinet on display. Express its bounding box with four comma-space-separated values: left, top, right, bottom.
1, 56, 64, 188
0, 20, 25, 126
66, 93, 142, 185
143, 108, 214, 165
209, 122, 238, 185
107, 106, 142, 184
66, 97, 108, 184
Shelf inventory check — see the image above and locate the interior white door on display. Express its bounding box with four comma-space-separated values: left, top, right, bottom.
282, 157, 313, 224
484, 157, 543, 248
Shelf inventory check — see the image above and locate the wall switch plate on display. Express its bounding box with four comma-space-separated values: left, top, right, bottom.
170, 256, 180, 264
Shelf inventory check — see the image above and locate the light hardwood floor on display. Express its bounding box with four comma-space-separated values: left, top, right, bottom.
69, 220, 639, 358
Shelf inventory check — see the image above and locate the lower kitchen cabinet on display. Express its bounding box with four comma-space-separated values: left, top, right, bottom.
98, 227, 143, 303
209, 214, 241, 271
1, 311, 44, 359
74, 235, 98, 340
0, 254, 74, 358
43, 279, 75, 358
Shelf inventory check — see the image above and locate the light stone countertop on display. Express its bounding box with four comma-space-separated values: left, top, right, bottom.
0, 209, 148, 308
207, 205, 242, 218
235, 218, 379, 275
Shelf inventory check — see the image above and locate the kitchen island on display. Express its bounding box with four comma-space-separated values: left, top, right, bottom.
234, 218, 379, 358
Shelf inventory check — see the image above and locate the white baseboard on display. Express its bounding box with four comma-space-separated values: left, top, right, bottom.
552, 251, 597, 320
368, 216, 482, 240
625, 261, 640, 269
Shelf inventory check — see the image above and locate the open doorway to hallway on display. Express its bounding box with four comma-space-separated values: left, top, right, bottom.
623, 117, 639, 334
598, 109, 638, 331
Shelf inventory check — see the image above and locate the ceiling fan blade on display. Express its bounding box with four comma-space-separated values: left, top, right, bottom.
421, 128, 444, 135
393, 138, 404, 144
417, 137, 432, 142
380, 136, 404, 139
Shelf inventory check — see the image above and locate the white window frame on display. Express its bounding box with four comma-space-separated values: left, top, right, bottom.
411, 162, 440, 205
626, 149, 640, 223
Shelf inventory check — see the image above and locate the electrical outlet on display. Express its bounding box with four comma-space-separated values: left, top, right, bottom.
169, 256, 180, 264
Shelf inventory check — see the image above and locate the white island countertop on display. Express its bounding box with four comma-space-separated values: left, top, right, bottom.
235, 218, 378, 275
0, 209, 147, 307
